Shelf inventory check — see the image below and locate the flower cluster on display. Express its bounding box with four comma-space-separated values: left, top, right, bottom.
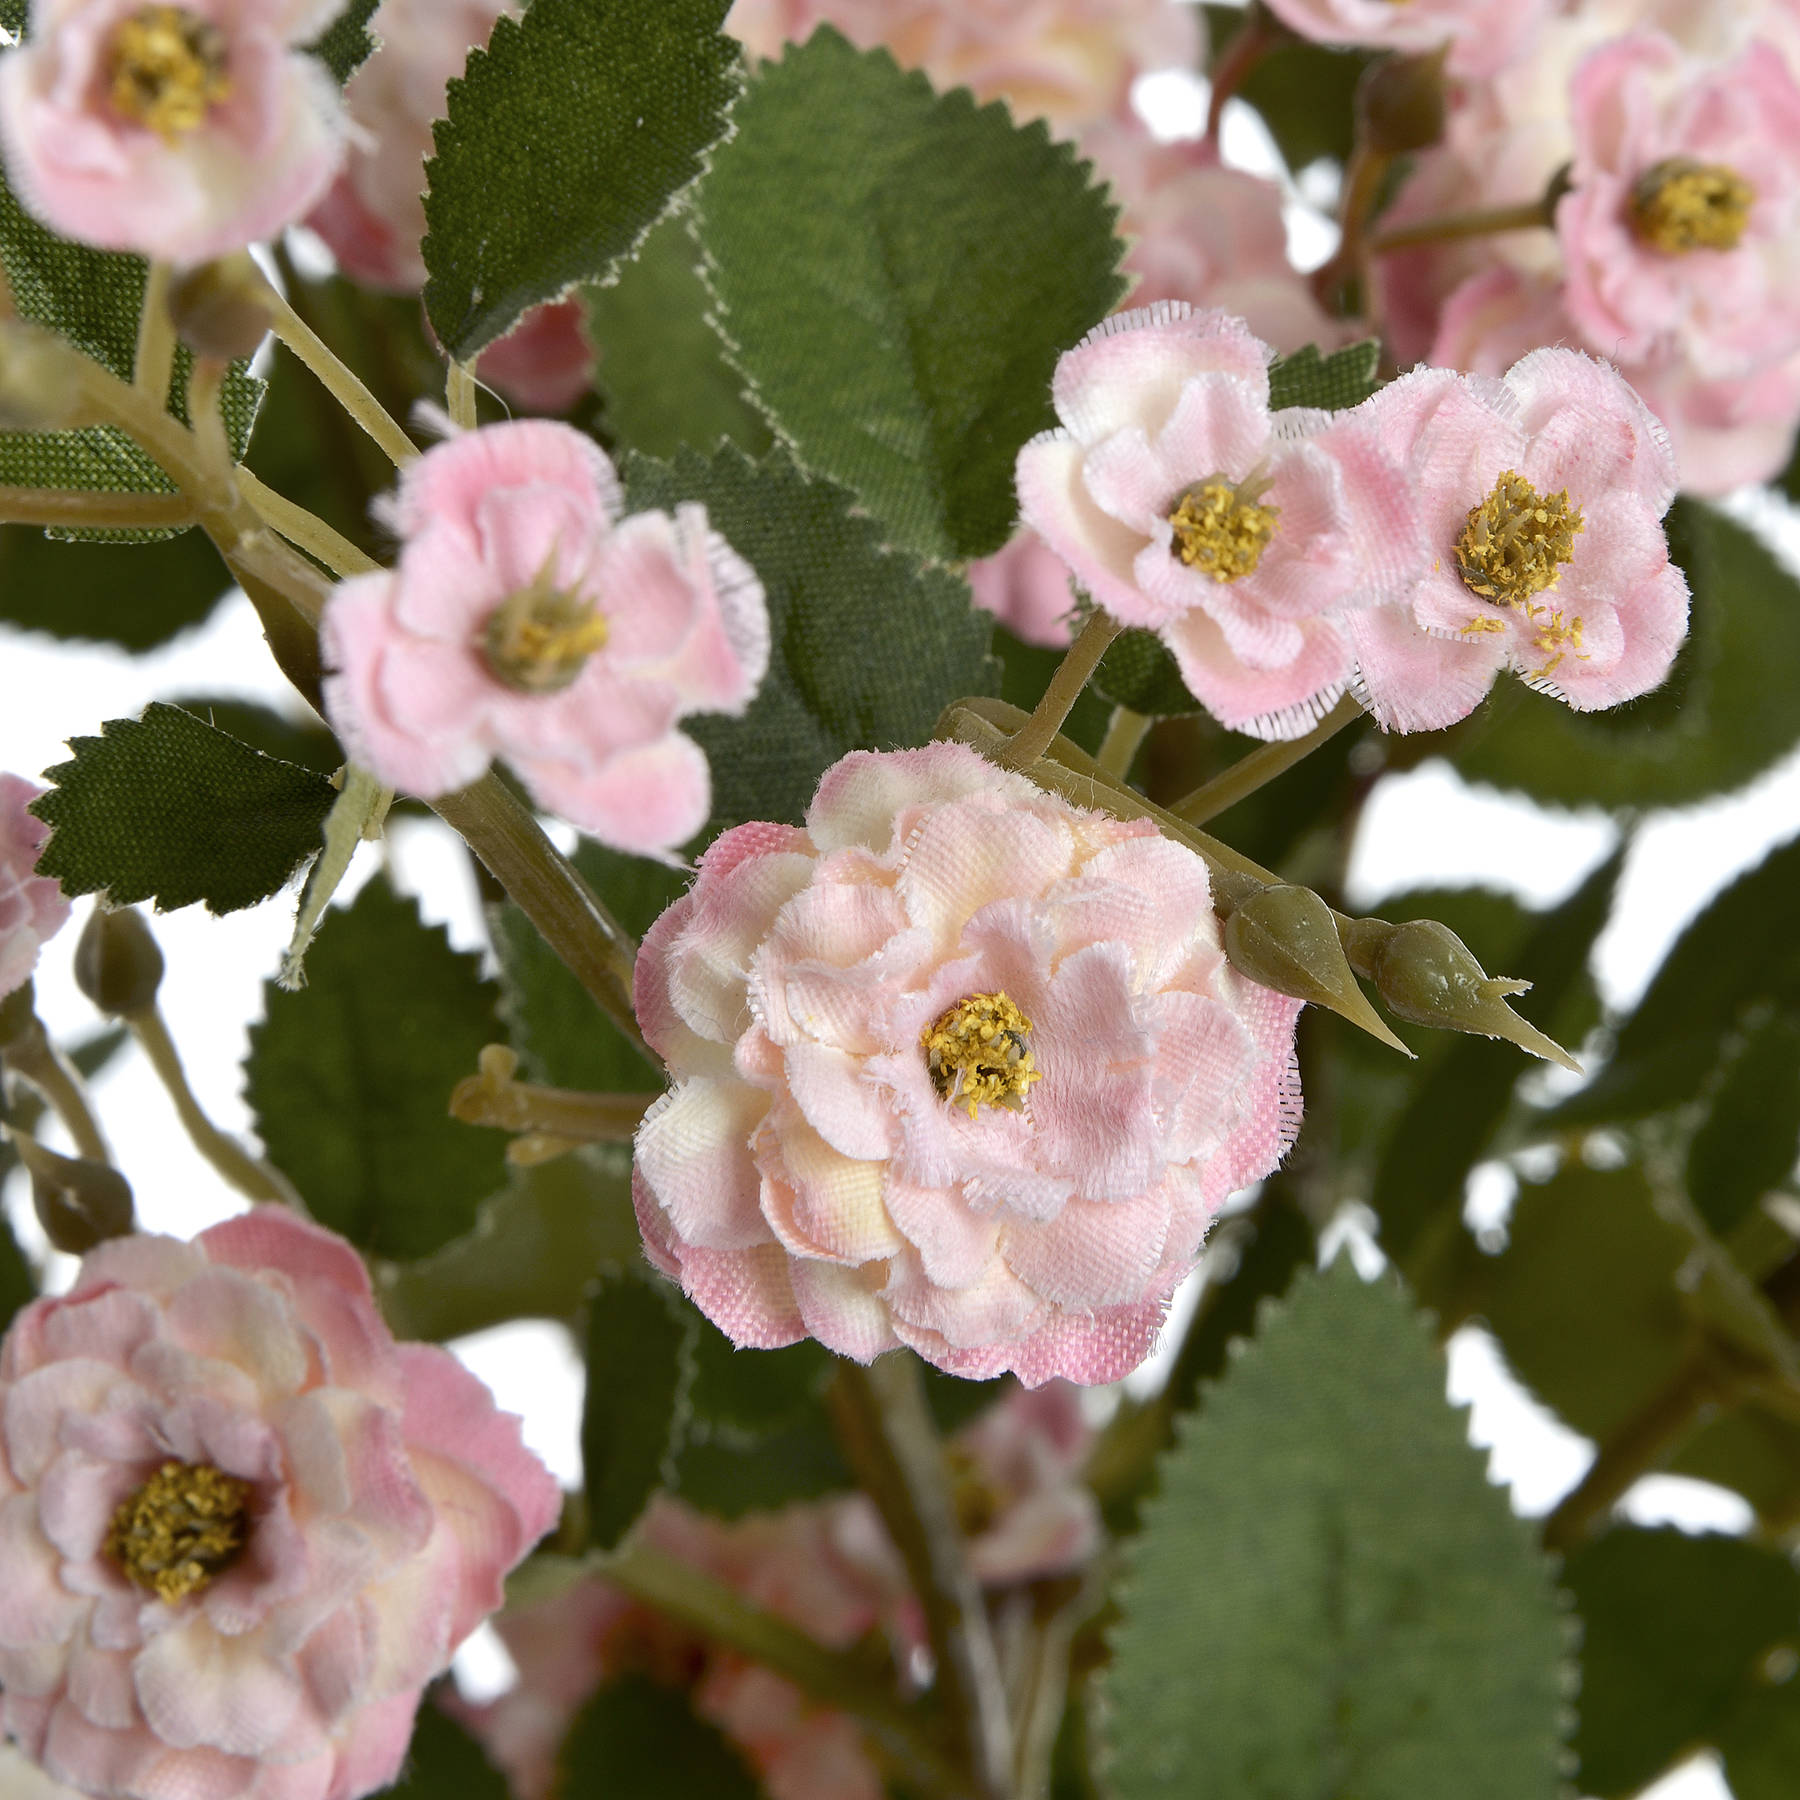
0, 1208, 559, 1800
321, 419, 769, 859
1019, 303, 1688, 736
632, 741, 1302, 1385
1, 775, 69, 1001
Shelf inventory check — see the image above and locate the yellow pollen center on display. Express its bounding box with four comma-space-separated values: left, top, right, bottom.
105, 1461, 251, 1604
1456, 470, 1583, 606
107, 6, 231, 142
1628, 158, 1754, 254
483, 566, 609, 694
921, 992, 1041, 1120
1168, 479, 1279, 583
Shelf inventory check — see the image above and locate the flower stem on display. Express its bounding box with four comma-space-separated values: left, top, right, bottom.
446, 358, 478, 431
236, 466, 380, 576
125, 1003, 300, 1208
1, 1010, 112, 1166
262, 286, 420, 469
133, 261, 176, 404
831, 1357, 1014, 1799
1371, 195, 1558, 253
0, 488, 195, 530
450, 1044, 652, 1146
1168, 693, 1364, 826
1204, 4, 1289, 146
1095, 706, 1151, 781
994, 612, 1122, 772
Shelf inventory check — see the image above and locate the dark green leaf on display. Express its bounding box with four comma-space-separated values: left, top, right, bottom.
587, 213, 773, 461
1469, 1162, 1689, 1442
624, 446, 995, 835
1779, 431, 1800, 506
0, 524, 231, 648
582, 1266, 697, 1550
1720, 1678, 1800, 1800
422, 0, 742, 359
0, 1210, 34, 1337
1452, 501, 1800, 809
1686, 1011, 1800, 1238
69, 1026, 128, 1081
673, 1414, 853, 1518
1093, 630, 1202, 718
383, 1699, 511, 1800
698, 30, 1126, 561
1104, 1262, 1568, 1800
1267, 339, 1381, 413
921, 1365, 1008, 1436
164, 700, 341, 776
305, 0, 381, 83
1568, 1527, 1800, 1798
1204, 7, 1371, 173
31, 704, 335, 914
246, 877, 507, 1258
557, 1675, 763, 1800
687, 1318, 834, 1436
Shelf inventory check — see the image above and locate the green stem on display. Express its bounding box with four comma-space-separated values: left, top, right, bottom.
446, 358, 478, 431
450, 1045, 652, 1144
126, 1003, 300, 1208
262, 287, 420, 469
1169, 694, 1363, 826
1204, 4, 1288, 145
1095, 706, 1151, 782
0, 487, 195, 530
994, 612, 1122, 772
1371, 195, 1557, 254
134, 261, 176, 404
2, 1022, 112, 1166
237, 466, 381, 576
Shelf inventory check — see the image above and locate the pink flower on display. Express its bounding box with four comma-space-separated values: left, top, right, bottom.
1016, 304, 1422, 739
1, 775, 70, 1001
1258, 0, 1552, 79
0, 1207, 559, 1800
0, 0, 346, 263
1559, 31, 1800, 378
1624, 343, 1800, 494
967, 530, 1076, 648
1354, 347, 1689, 731
321, 420, 768, 858
631, 742, 1303, 1386
472, 298, 594, 415
465, 1493, 914, 1800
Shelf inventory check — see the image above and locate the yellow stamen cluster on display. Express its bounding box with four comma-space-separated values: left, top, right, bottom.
1456, 470, 1583, 604
921, 992, 1041, 1120
107, 6, 231, 142
1168, 480, 1279, 583
1628, 158, 1754, 255
105, 1461, 251, 1604
484, 568, 609, 693
1521, 604, 1585, 681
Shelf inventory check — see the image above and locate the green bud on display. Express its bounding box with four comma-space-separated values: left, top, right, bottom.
1224, 885, 1411, 1057
1356, 49, 1448, 155
10, 1134, 135, 1254
1356, 916, 1581, 1072
167, 254, 275, 362
0, 981, 37, 1052
74, 907, 166, 1018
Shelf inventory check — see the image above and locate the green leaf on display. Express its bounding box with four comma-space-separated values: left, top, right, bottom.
305, 0, 381, 83
586, 213, 773, 462
1452, 501, 1800, 809
1467, 1162, 1689, 1443
1267, 339, 1382, 413
1568, 1527, 1800, 1798
1103, 1263, 1568, 1800
698, 30, 1126, 562
624, 446, 995, 835
686, 1319, 834, 1437
0, 524, 232, 648
31, 704, 336, 915
1686, 1011, 1800, 1238
0, 1209, 34, 1338
557, 1675, 763, 1800
422, 0, 742, 359
246, 877, 507, 1258
1671, 1402, 1800, 1530
1205, 6, 1371, 174
672, 1417, 854, 1518
1720, 1680, 1800, 1800
167, 699, 342, 776
382, 1700, 511, 1800
1092, 629, 1201, 718
581, 1267, 697, 1550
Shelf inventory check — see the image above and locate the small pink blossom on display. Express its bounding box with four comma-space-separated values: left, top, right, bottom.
0, 0, 347, 264
1, 775, 70, 1001
1258, 0, 1553, 79
631, 742, 1302, 1386
321, 420, 768, 858
1016, 304, 1422, 739
1355, 347, 1689, 731
1559, 30, 1800, 378
967, 530, 1076, 648
0, 1207, 559, 1800
952, 1382, 1098, 1584
472, 298, 595, 415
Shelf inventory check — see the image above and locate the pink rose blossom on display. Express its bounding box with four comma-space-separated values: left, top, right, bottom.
0, 1207, 560, 1800
1016, 304, 1423, 739
1, 775, 70, 1001
967, 530, 1076, 648
0, 0, 346, 263
1559, 31, 1800, 378
1624, 344, 1800, 494
321, 420, 768, 858
1354, 348, 1689, 731
631, 741, 1303, 1386
1258, 0, 1552, 79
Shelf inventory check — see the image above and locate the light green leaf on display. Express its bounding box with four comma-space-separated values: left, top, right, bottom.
422, 0, 742, 360
698, 29, 1126, 561
557, 1676, 763, 1800
1104, 1262, 1569, 1800
31, 704, 335, 915
1267, 339, 1382, 413
624, 445, 995, 835
246, 878, 507, 1259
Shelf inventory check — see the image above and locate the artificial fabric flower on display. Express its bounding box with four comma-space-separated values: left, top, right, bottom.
1, 774, 70, 1001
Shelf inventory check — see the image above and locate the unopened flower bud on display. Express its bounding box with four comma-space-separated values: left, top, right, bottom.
74, 907, 165, 1017
167, 254, 276, 362
1356, 49, 1447, 155
1347, 916, 1581, 1072
1224, 885, 1410, 1055
11, 1134, 135, 1253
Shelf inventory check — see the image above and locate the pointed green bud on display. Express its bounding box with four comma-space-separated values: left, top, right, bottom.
74, 907, 165, 1018
1224, 885, 1412, 1057
10, 1134, 135, 1254
1353, 917, 1582, 1072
